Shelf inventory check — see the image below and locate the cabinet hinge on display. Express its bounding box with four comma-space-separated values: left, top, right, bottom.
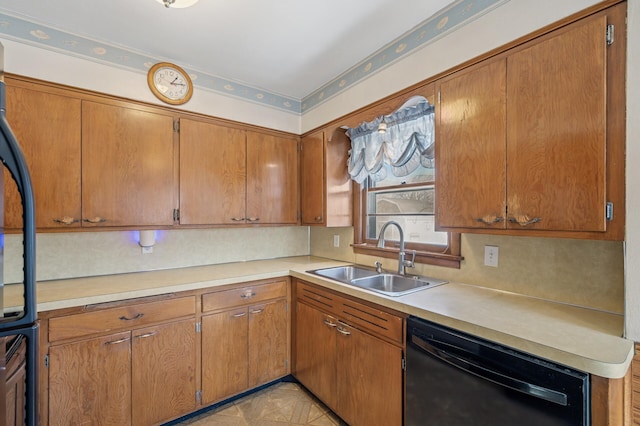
437, 91, 441, 104
173, 119, 180, 133
606, 24, 614, 45
173, 208, 180, 222
606, 202, 614, 221
196, 322, 202, 333
44, 354, 49, 369
401, 358, 406, 371
285, 359, 289, 370
196, 390, 202, 404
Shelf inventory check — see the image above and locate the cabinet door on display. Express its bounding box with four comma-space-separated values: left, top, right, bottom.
294, 301, 337, 410
436, 59, 507, 229
335, 323, 403, 426
248, 299, 288, 387
4, 84, 82, 229
81, 101, 176, 227
201, 307, 248, 404
246, 131, 299, 224
48, 331, 131, 426
506, 15, 607, 232
132, 319, 197, 426
300, 130, 325, 225
179, 119, 247, 225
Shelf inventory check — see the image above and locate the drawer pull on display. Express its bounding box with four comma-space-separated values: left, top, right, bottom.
105, 337, 130, 345
314, 216, 323, 222
119, 313, 144, 321
53, 216, 79, 225
240, 291, 256, 299
249, 308, 264, 315
508, 215, 542, 226
135, 331, 157, 339
247, 217, 260, 222
231, 217, 246, 222
337, 326, 351, 336
476, 215, 504, 225
84, 216, 107, 224
232, 312, 247, 318
323, 318, 337, 328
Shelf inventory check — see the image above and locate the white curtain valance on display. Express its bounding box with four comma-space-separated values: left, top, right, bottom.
346, 96, 435, 184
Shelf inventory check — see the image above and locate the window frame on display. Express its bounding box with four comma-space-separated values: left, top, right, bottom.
352, 174, 462, 269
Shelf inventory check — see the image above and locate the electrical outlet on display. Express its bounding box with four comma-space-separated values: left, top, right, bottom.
333, 235, 340, 248
484, 245, 499, 267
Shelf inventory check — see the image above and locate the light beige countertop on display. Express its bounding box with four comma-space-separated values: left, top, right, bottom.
7, 255, 633, 379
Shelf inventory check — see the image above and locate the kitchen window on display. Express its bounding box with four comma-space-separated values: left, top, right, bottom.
347, 96, 461, 268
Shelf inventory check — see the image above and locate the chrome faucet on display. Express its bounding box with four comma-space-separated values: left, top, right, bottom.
376, 221, 415, 275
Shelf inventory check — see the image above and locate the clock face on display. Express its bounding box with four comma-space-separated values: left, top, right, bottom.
147, 62, 193, 105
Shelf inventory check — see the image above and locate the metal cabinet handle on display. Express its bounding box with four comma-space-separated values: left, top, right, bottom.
314, 216, 323, 222
249, 308, 264, 315
53, 216, 79, 225
232, 311, 247, 318
508, 215, 542, 226
105, 337, 130, 345
476, 215, 504, 225
134, 331, 157, 339
119, 313, 144, 321
231, 217, 246, 222
84, 216, 107, 224
240, 290, 256, 299
247, 217, 260, 222
323, 318, 337, 328
337, 326, 351, 336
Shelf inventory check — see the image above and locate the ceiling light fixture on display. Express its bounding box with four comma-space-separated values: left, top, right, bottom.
156, 0, 199, 8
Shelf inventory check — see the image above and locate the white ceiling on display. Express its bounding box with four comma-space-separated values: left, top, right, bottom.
0, 0, 506, 112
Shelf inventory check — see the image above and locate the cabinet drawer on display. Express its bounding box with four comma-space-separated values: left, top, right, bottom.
202, 280, 287, 312
296, 281, 339, 315
49, 296, 196, 342
339, 299, 404, 344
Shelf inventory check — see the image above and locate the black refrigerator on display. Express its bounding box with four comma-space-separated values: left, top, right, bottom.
0, 42, 38, 425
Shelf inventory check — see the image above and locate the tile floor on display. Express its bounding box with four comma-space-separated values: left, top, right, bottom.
173, 382, 347, 425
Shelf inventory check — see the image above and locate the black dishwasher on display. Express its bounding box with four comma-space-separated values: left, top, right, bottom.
406, 316, 589, 426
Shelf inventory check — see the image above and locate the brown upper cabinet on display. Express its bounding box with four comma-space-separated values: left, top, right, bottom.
4, 83, 82, 230
245, 130, 299, 225
180, 121, 299, 226
300, 128, 352, 226
179, 118, 246, 225
81, 101, 176, 227
436, 4, 625, 240
4, 78, 300, 231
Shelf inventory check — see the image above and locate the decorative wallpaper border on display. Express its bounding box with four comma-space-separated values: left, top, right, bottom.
0, 0, 507, 114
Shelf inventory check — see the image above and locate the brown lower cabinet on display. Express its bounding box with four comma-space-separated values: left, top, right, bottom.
201, 281, 289, 405
294, 279, 404, 426
44, 297, 197, 426
38, 279, 290, 425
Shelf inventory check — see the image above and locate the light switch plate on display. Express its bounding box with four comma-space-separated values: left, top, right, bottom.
484, 245, 499, 267
333, 235, 340, 248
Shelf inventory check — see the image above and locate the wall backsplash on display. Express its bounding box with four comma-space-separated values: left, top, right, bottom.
310, 227, 624, 314
4, 227, 310, 283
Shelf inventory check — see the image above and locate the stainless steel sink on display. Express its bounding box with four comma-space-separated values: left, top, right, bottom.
308, 265, 447, 297
311, 265, 378, 282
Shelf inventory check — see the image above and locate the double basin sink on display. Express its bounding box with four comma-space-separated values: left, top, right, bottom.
308, 265, 447, 297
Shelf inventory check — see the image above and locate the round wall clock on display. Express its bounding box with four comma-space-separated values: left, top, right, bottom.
147, 62, 193, 105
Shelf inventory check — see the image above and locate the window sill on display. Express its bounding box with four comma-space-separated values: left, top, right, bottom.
352, 244, 463, 269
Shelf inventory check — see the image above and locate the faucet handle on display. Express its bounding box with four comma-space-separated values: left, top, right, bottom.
404, 250, 416, 268
374, 261, 383, 273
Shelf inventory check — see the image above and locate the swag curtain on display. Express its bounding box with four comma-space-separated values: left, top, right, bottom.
346, 96, 435, 184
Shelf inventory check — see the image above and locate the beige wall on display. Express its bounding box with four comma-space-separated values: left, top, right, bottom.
4, 227, 309, 283
310, 227, 624, 314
